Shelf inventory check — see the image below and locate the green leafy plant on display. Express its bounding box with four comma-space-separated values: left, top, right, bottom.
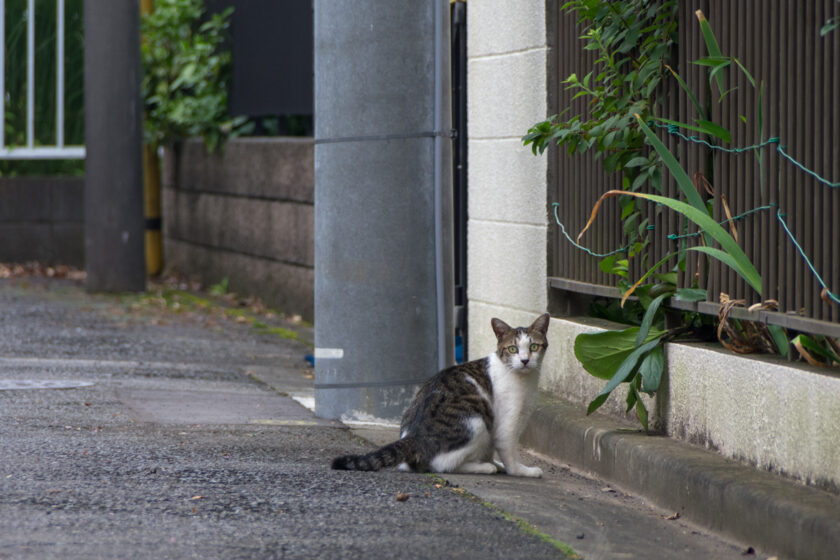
141, 0, 248, 151
523, 0, 678, 265
528, 5, 788, 429
209, 277, 229, 296
792, 334, 840, 366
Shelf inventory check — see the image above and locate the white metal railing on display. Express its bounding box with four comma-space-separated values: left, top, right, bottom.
0, 0, 85, 159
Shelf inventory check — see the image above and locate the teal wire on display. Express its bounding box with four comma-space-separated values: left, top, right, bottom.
776, 145, 840, 188
552, 203, 630, 258
553, 122, 840, 302
657, 122, 840, 188
554, 201, 840, 304
775, 208, 840, 305
659, 123, 781, 154
666, 205, 776, 241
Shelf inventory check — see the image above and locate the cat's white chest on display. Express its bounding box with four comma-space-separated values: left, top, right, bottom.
486, 354, 539, 438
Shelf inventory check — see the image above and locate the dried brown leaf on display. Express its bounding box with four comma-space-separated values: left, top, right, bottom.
792, 338, 829, 367
719, 194, 738, 242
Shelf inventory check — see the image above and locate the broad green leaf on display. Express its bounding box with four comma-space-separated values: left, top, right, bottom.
587, 393, 609, 416
638, 345, 664, 392
653, 272, 678, 285
635, 398, 649, 431
654, 118, 729, 143
688, 246, 762, 296
696, 10, 724, 96
675, 288, 708, 302
595, 337, 663, 399
575, 327, 666, 380
768, 325, 789, 358
631, 172, 648, 191
693, 56, 731, 67
620, 252, 677, 305
599, 255, 617, 275
732, 58, 756, 87
625, 156, 650, 168
664, 66, 706, 120
695, 119, 731, 144
636, 293, 670, 346
625, 383, 638, 414
634, 116, 706, 213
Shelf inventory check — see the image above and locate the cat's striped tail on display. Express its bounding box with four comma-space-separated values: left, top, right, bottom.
331, 437, 420, 471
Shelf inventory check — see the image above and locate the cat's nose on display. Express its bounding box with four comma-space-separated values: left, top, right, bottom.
521, 358, 529, 366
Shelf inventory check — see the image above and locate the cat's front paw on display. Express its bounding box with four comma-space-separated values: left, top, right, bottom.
507, 464, 543, 478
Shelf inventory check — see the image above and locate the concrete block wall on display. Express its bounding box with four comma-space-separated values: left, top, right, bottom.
162, 137, 314, 320
467, 1, 840, 491
0, 177, 85, 267
466, 0, 550, 360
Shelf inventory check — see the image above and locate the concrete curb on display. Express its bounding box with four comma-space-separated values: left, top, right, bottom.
522, 392, 840, 560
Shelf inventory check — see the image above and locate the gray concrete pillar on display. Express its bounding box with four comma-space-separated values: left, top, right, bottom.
314, 1, 454, 421
83, 1, 145, 292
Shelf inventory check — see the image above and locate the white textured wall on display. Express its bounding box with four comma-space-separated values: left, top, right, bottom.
540, 317, 840, 490
467, 0, 550, 359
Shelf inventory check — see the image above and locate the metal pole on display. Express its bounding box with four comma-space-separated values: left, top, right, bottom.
313, 0, 454, 421
83, 0, 145, 292
0, 3, 5, 150
433, 0, 454, 372
140, 0, 163, 276
56, 0, 65, 148
26, 0, 34, 149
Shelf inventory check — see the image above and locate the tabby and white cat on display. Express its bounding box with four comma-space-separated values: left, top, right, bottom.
331, 313, 550, 477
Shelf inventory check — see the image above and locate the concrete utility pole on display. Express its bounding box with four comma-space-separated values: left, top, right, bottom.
83, 1, 146, 292
314, 1, 454, 421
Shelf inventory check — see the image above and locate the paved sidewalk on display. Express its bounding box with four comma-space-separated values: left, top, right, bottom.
0, 278, 777, 559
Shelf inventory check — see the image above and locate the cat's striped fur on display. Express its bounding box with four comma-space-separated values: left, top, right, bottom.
331, 313, 550, 477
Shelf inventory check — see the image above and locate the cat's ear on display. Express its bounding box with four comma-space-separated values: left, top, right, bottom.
491, 318, 512, 340
529, 313, 550, 336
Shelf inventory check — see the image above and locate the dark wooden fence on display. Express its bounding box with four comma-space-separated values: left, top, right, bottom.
550, 0, 840, 336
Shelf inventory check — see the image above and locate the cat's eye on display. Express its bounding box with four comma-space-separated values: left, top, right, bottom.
507, 345, 518, 354
530, 343, 541, 352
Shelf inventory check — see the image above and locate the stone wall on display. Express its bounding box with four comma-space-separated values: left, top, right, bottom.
0, 177, 85, 267
162, 137, 314, 320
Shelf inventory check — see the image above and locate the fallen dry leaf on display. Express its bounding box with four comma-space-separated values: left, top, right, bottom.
395, 493, 410, 502
190, 495, 204, 500
665, 512, 680, 520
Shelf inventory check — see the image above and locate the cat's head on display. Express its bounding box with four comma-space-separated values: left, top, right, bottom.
491, 313, 550, 371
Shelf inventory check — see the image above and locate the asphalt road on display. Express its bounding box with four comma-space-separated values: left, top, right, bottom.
0, 278, 762, 559
0, 280, 569, 559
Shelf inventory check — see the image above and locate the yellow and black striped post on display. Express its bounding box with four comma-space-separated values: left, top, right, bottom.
140, 0, 162, 276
